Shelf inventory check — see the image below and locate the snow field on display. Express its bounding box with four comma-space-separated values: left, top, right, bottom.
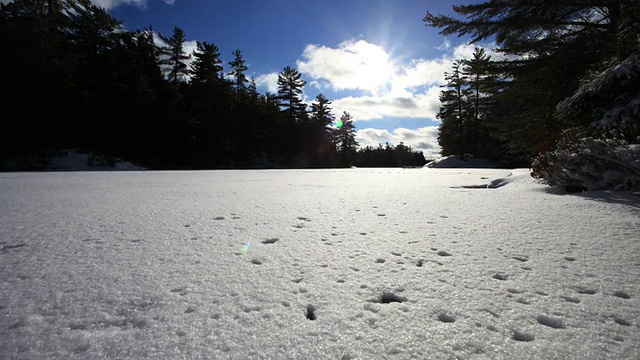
1, 169, 639, 359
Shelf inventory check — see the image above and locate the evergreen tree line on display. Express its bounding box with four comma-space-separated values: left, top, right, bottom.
427, 0, 640, 180
0, 0, 428, 170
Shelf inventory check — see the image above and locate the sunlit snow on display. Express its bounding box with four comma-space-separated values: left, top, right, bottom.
1, 168, 639, 359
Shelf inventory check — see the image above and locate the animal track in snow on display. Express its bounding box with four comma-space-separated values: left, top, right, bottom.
576, 287, 597, 295
297, 217, 311, 222
305, 304, 317, 320
493, 274, 508, 281
213, 216, 225, 220
612, 290, 630, 299
564, 256, 576, 262
2, 243, 26, 251
370, 291, 407, 304
512, 330, 535, 342
536, 314, 565, 329
561, 295, 581, 304
614, 317, 631, 326
515, 298, 532, 305
512, 256, 529, 262
170, 287, 188, 296
437, 251, 452, 257
261, 238, 279, 244
481, 308, 500, 318
375, 258, 386, 263
251, 259, 262, 265
437, 312, 456, 323
243, 305, 261, 313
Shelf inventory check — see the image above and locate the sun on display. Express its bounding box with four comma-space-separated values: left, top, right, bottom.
350, 41, 396, 95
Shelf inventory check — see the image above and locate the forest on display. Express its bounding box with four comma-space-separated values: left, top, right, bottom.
0, 0, 428, 171
426, 0, 639, 190
1, 0, 638, 191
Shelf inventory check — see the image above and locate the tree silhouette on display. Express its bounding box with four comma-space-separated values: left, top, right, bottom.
159, 26, 190, 86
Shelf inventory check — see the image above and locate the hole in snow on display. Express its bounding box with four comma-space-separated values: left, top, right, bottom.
612, 290, 630, 299
261, 238, 279, 244
305, 304, 317, 320
438, 312, 456, 323
374, 291, 407, 304
512, 330, 535, 342
576, 287, 597, 295
614, 317, 631, 326
536, 314, 565, 329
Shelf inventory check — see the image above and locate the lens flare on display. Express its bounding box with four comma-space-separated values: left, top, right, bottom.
241, 241, 251, 253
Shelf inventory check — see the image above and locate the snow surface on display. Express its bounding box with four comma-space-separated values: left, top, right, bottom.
1, 168, 639, 359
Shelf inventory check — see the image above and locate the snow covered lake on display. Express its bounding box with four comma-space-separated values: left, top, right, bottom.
1, 168, 639, 359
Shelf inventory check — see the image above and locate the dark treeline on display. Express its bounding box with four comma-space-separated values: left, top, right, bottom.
426, 1, 640, 189
428, 0, 639, 162
355, 142, 428, 168
0, 0, 427, 170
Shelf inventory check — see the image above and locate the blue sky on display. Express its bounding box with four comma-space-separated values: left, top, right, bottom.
101, 1, 481, 158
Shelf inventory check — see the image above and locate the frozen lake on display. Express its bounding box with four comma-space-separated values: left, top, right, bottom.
1, 169, 639, 359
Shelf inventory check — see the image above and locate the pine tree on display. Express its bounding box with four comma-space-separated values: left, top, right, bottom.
277, 65, 307, 123
159, 26, 190, 86
187, 41, 229, 168
227, 49, 248, 93
0, 0, 72, 167
190, 41, 223, 85
436, 60, 469, 156
309, 94, 336, 166
276, 66, 308, 164
461, 47, 501, 157
425, 0, 635, 162
335, 111, 358, 167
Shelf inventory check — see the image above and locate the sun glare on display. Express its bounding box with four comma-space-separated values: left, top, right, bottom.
348, 41, 395, 95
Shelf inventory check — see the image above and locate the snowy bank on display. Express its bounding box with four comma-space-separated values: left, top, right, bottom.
426, 155, 501, 168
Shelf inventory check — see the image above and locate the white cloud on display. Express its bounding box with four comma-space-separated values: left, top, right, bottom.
297, 40, 395, 95
332, 86, 442, 122
393, 58, 450, 90
255, 73, 279, 94
435, 38, 452, 51
297, 39, 458, 99
295, 39, 504, 123
356, 126, 441, 159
